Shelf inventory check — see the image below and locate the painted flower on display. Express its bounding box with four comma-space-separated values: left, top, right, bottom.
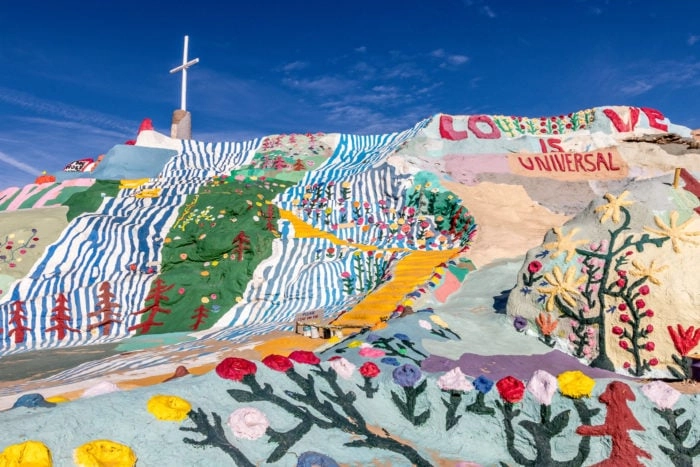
394, 333, 411, 341
288, 350, 320, 365
644, 210, 700, 253
668, 324, 700, 356
526, 370, 558, 406
528, 260, 542, 274
496, 376, 525, 403
216, 357, 257, 381
641, 380, 681, 410
543, 227, 588, 262
557, 370, 595, 398
473, 375, 494, 394
359, 361, 381, 378
392, 363, 422, 388
418, 319, 432, 330
429, 314, 450, 328
74, 440, 136, 467
329, 357, 356, 380
262, 354, 293, 372
147, 394, 191, 421
513, 316, 528, 332
365, 332, 381, 343
381, 357, 400, 366
358, 347, 386, 358
297, 452, 339, 467
535, 313, 558, 336
227, 407, 269, 440
594, 191, 634, 224
437, 367, 474, 392
537, 266, 586, 312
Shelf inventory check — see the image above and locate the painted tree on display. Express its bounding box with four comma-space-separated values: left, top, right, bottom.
87, 282, 122, 336
272, 155, 288, 170
292, 158, 306, 171
264, 204, 277, 232
45, 292, 79, 340
7, 300, 31, 344
231, 231, 252, 261
538, 192, 674, 372
128, 278, 173, 334
191, 304, 209, 331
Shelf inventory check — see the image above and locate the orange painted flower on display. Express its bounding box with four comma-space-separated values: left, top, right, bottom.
536, 313, 559, 336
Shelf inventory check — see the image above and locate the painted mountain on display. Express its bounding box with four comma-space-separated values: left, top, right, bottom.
0, 106, 699, 466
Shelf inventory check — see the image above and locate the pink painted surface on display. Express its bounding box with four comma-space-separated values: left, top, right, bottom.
434, 270, 460, 303
443, 154, 510, 185
1, 179, 94, 211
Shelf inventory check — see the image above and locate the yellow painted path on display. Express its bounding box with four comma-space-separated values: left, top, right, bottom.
253, 210, 460, 356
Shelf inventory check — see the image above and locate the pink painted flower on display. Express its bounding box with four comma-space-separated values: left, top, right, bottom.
227, 407, 269, 440
418, 319, 432, 330
645, 310, 654, 318
526, 370, 558, 406
642, 381, 680, 409
329, 357, 355, 380
358, 347, 386, 358
437, 367, 474, 392
646, 324, 654, 333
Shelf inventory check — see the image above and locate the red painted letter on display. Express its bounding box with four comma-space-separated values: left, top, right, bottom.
603, 107, 640, 132
467, 115, 501, 139
439, 115, 468, 141
641, 107, 668, 132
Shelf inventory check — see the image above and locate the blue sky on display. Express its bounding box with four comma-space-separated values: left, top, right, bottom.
1, 0, 699, 189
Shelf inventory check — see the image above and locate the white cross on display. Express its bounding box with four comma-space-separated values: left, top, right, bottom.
169, 35, 199, 111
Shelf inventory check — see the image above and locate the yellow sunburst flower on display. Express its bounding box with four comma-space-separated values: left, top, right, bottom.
629, 259, 668, 286
537, 266, 587, 312
543, 227, 589, 262
644, 211, 700, 253
594, 191, 634, 224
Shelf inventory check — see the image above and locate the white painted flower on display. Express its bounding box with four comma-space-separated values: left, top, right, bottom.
641, 380, 681, 410
82, 381, 120, 398
437, 367, 474, 392
418, 319, 432, 330
227, 407, 269, 440
329, 357, 356, 380
526, 370, 558, 406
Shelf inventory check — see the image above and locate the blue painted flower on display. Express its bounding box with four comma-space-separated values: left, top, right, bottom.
393, 333, 411, 342
520, 286, 532, 295
392, 363, 422, 387
381, 357, 400, 366
473, 375, 494, 394
513, 316, 528, 332
365, 333, 380, 344
297, 451, 339, 467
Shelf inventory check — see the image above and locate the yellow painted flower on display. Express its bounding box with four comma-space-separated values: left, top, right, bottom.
537, 266, 586, 312
628, 259, 668, 286
557, 370, 595, 398
644, 211, 700, 253
147, 395, 192, 421
594, 191, 634, 224
73, 440, 136, 467
0, 440, 52, 467
543, 227, 588, 262
45, 395, 70, 404
347, 340, 362, 348
429, 314, 450, 328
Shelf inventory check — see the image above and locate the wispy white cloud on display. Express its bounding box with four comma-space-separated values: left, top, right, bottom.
0, 86, 135, 133
460, 0, 496, 18
617, 60, 700, 96
0, 150, 38, 176
282, 76, 357, 95
481, 5, 496, 18
620, 80, 653, 96
355, 46, 367, 53
430, 49, 469, 68
688, 34, 700, 46
282, 61, 308, 72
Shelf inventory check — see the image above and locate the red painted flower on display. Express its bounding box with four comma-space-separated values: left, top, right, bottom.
496, 376, 525, 404
288, 350, 320, 365
619, 314, 630, 322
359, 361, 380, 378
638, 285, 650, 295
646, 324, 654, 333
668, 324, 700, 356
262, 354, 294, 372
215, 357, 257, 381
645, 342, 655, 351
616, 279, 626, 288
635, 299, 646, 309
528, 260, 542, 274
619, 340, 629, 349
645, 310, 654, 318
649, 358, 659, 366
612, 326, 623, 335
623, 362, 631, 369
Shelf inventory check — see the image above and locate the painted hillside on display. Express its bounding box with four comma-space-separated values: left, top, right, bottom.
0, 106, 699, 466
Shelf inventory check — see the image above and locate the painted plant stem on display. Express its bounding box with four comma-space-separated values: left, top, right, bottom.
180, 408, 255, 467
654, 407, 700, 466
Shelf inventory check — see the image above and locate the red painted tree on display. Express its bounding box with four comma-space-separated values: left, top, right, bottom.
264, 204, 277, 232
7, 300, 31, 344
272, 155, 288, 170
231, 231, 252, 261
87, 282, 121, 336
293, 158, 306, 171
576, 381, 651, 466
191, 304, 209, 331
128, 277, 173, 334
45, 292, 79, 340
